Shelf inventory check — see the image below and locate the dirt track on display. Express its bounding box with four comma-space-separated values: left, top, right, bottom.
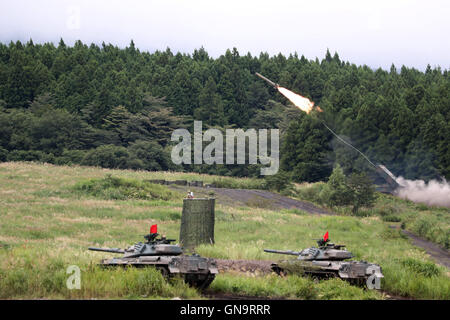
402, 230, 450, 268
178, 186, 333, 215
215, 259, 273, 274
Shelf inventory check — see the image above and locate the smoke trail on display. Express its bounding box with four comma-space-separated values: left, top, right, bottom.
395, 177, 450, 208
321, 122, 376, 168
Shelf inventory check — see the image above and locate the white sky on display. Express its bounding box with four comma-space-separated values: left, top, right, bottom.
0, 0, 449, 70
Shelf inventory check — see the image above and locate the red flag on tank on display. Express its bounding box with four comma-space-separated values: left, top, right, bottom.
323, 231, 329, 241
150, 224, 157, 234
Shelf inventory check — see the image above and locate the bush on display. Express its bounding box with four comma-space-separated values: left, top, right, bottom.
380, 228, 407, 240
400, 258, 441, 277
382, 215, 402, 222
211, 177, 267, 190
411, 217, 450, 249
319, 165, 353, 207
346, 172, 377, 213
264, 171, 294, 192
127, 140, 172, 171
54, 149, 87, 165
73, 175, 180, 201
295, 182, 325, 204
0, 147, 7, 161
319, 165, 376, 214
81, 145, 129, 169
6, 149, 55, 163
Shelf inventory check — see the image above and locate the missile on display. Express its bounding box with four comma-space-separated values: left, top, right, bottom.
255, 72, 279, 89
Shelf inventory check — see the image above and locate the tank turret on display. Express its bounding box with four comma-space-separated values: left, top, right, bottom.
89, 232, 182, 258
264, 236, 353, 261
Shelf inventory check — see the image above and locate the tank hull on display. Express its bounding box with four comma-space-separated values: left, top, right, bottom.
98, 255, 218, 289
271, 259, 383, 285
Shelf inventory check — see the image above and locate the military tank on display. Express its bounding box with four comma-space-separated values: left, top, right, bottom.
264, 232, 383, 287
88, 224, 218, 289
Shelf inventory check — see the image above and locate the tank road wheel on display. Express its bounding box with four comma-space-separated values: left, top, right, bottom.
197, 273, 215, 290
347, 278, 367, 287
184, 273, 215, 290
156, 266, 170, 279
271, 265, 287, 277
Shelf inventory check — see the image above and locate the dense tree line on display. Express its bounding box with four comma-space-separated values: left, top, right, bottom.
0, 39, 448, 181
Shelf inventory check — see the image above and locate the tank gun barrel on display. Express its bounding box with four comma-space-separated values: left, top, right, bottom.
88, 247, 125, 254
264, 249, 300, 256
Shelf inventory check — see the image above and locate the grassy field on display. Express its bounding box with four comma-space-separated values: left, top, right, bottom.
0, 162, 449, 299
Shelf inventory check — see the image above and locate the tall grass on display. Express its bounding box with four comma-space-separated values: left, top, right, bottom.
210, 274, 381, 300
0, 246, 199, 299
211, 177, 267, 190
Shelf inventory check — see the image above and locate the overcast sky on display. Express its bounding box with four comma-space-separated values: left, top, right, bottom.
0, 0, 449, 70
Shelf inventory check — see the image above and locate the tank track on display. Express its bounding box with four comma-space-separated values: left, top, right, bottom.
98, 259, 216, 289
271, 264, 370, 286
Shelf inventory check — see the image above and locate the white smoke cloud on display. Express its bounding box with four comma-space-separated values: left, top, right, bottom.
395, 177, 450, 208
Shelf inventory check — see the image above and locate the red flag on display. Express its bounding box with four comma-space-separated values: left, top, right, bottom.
323, 231, 329, 242
150, 224, 157, 234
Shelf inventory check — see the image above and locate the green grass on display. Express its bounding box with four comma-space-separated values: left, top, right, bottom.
211, 177, 267, 190
210, 273, 381, 300
0, 161, 449, 300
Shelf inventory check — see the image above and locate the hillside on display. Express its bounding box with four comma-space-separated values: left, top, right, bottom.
0, 162, 448, 299
0, 41, 449, 181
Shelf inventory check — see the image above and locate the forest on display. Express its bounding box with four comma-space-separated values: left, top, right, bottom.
0, 39, 448, 182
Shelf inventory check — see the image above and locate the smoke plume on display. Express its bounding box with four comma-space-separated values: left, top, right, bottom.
395, 177, 450, 208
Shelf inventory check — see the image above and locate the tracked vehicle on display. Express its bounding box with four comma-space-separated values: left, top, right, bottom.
264, 232, 383, 287
88, 225, 217, 289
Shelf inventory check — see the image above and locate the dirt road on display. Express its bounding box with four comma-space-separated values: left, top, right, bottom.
180, 186, 333, 215
402, 230, 450, 268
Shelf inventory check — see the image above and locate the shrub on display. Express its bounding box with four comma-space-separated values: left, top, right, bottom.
382, 215, 402, 222
319, 165, 376, 214
211, 177, 267, 190
380, 228, 407, 240
73, 175, 180, 201
319, 165, 353, 207
81, 145, 130, 169
264, 171, 294, 192
0, 147, 7, 161
127, 140, 172, 171
295, 182, 325, 204
400, 258, 441, 277
54, 149, 87, 165
6, 150, 53, 162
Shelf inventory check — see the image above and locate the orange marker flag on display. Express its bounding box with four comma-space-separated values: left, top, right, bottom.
323, 231, 329, 242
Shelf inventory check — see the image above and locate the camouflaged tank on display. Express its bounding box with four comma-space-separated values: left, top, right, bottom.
88, 226, 217, 289
264, 233, 383, 287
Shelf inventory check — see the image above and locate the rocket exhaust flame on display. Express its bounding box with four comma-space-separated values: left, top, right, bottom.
255, 72, 318, 114
277, 87, 316, 114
